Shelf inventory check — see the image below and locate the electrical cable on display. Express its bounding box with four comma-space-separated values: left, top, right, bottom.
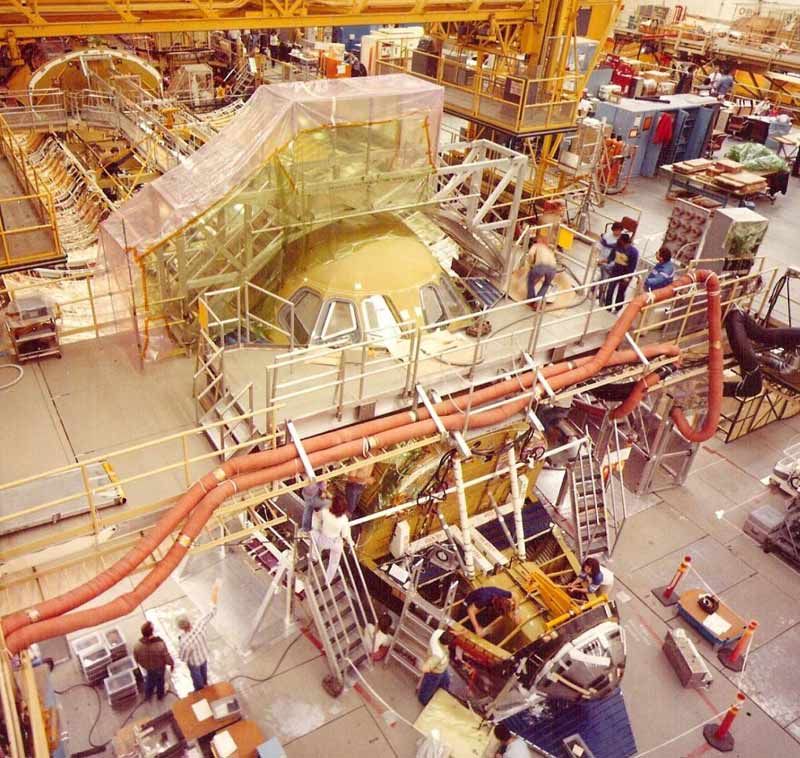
55, 680, 176, 751
229, 632, 304, 685
0, 364, 23, 391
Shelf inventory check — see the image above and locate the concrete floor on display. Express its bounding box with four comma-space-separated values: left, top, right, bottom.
2, 148, 800, 757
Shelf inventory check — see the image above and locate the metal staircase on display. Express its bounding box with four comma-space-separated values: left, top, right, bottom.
543, 410, 631, 561
385, 563, 457, 679
199, 383, 259, 460
568, 439, 610, 561
300, 538, 376, 694
224, 59, 255, 98
192, 297, 261, 459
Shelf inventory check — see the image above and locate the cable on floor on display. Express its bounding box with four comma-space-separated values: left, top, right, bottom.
55, 680, 176, 753
0, 364, 23, 390
229, 632, 304, 685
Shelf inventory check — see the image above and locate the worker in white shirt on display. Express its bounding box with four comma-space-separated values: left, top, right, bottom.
176, 581, 220, 691
493, 725, 534, 758
566, 557, 615, 598
311, 493, 353, 581
417, 628, 453, 705
269, 31, 280, 67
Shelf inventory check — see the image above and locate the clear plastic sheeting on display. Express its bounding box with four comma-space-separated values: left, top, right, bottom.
99, 74, 444, 356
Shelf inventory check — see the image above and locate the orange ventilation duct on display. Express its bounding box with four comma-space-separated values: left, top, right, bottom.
1, 271, 722, 654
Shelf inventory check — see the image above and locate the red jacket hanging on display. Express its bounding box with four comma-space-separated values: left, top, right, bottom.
653, 112, 675, 144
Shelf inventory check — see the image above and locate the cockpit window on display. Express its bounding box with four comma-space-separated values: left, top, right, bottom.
278, 287, 322, 345
362, 295, 401, 342
420, 284, 446, 326
438, 276, 468, 318
317, 299, 360, 343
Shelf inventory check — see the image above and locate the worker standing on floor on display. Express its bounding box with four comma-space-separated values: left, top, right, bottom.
134, 621, 174, 701
417, 629, 453, 705
603, 233, 639, 313
493, 724, 534, 758
177, 581, 220, 691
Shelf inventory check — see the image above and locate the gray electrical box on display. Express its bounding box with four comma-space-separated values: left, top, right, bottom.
663, 628, 712, 688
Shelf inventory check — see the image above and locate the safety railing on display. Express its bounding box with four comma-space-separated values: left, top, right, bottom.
0, 407, 281, 568
376, 42, 582, 134
0, 269, 132, 343
0, 113, 62, 270
256, 261, 776, 440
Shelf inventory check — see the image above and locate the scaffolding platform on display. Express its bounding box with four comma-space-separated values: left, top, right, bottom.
0, 460, 125, 536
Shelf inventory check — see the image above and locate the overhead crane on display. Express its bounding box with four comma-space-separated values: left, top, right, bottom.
1, 0, 536, 39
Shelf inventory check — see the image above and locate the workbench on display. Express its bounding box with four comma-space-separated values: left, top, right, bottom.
677, 589, 747, 646
171, 681, 240, 741
659, 164, 787, 207
211, 720, 267, 758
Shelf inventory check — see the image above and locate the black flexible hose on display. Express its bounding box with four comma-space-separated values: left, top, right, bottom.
724, 309, 800, 397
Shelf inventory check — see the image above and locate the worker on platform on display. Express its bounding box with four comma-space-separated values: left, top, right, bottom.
567, 557, 615, 599
526, 236, 558, 311
463, 586, 519, 638
177, 581, 220, 692
603, 233, 639, 313
644, 247, 676, 292
713, 66, 735, 99
345, 461, 375, 515
134, 621, 174, 701
493, 724, 534, 758
301, 478, 331, 533
311, 493, 353, 581
269, 31, 280, 67
417, 629, 453, 705
596, 221, 623, 269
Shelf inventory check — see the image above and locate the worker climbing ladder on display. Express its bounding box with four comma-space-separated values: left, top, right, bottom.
299, 538, 377, 696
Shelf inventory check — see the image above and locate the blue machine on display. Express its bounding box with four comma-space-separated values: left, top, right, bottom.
595, 95, 720, 177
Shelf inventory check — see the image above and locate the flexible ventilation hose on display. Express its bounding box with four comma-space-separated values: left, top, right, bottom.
1, 271, 723, 654
724, 308, 800, 398
668, 272, 722, 442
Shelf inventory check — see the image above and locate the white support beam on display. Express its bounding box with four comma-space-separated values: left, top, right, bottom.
286, 420, 316, 482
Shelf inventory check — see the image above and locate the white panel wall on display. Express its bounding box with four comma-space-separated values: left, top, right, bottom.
618, 0, 800, 24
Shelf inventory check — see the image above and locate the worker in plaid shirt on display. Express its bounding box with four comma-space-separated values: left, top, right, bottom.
177, 582, 220, 691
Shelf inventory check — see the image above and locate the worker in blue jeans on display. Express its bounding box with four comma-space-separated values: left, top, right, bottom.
604, 233, 639, 313
134, 621, 174, 701
417, 629, 453, 706
300, 479, 330, 533
525, 240, 558, 310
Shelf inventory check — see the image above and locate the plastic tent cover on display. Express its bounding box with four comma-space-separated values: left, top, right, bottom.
99, 74, 444, 265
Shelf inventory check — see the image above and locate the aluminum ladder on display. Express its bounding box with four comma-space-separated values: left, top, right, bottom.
385, 563, 457, 679
568, 438, 610, 561
300, 538, 376, 693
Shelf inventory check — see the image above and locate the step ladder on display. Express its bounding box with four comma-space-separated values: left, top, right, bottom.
300, 539, 376, 694
385, 564, 457, 679
568, 438, 610, 561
